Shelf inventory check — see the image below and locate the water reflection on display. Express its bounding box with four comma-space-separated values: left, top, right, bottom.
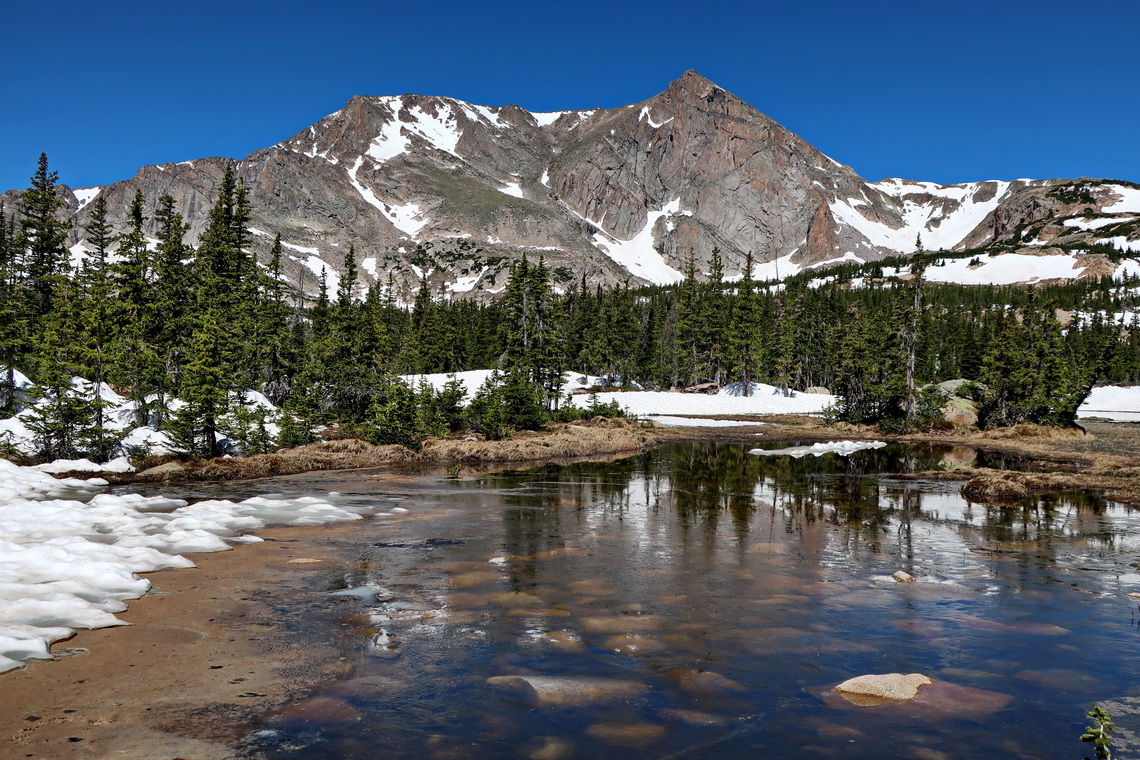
256, 442, 1140, 760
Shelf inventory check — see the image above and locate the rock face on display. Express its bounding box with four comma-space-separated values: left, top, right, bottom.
5, 71, 1139, 299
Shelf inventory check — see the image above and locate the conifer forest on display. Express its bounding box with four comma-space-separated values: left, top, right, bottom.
3, 155, 1138, 463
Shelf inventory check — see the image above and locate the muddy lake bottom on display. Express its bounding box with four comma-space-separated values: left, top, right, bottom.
118, 441, 1140, 758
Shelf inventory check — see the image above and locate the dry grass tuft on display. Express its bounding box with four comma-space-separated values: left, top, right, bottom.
961, 474, 1030, 503
978, 424, 1086, 441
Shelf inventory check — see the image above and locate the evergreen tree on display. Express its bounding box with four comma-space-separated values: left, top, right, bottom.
19, 153, 71, 316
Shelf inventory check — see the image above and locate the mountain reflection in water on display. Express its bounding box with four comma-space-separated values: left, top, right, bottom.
255, 441, 1140, 760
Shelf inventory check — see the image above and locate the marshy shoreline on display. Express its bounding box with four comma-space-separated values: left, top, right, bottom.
9, 417, 1140, 758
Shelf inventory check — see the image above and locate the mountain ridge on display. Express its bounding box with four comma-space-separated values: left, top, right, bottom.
5, 70, 1140, 297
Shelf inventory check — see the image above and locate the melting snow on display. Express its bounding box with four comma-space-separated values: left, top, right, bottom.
348, 156, 429, 237
499, 182, 524, 198
838, 180, 1012, 252
1080, 386, 1140, 421
1098, 236, 1140, 253
1103, 186, 1140, 214
922, 253, 1085, 285
282, 241, 320, 256
1064, 216, 1137, 231
0, 459, 383, 673
447, 268, 489, 293
531, 111, 568, 127
73, 187, 101, 210
638, 106, 673, 129
582, 199, 689, 285
750, 440, 887, 458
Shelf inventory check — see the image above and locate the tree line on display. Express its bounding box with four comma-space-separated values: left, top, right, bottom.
1, 155, 1135, 461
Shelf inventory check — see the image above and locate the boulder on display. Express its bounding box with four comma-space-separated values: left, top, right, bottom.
936, 379, 973, 398
136, 460, 186, 479
682, 382, 720, 394
942, 397, 979, 426
834, 673, 932, 702
803, 386, 831, 395
487, 675, 649, 707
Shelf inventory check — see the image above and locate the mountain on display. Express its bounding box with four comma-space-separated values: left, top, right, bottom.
7, 70, 1140, 297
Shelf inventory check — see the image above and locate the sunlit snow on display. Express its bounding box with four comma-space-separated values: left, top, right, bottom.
837, 179, 1012, 253
348, 156, 429, 237
1103, 185, 1140, 213
922, 253, 1085, 285
581, 199, 689, 285
72, 187, 101, 210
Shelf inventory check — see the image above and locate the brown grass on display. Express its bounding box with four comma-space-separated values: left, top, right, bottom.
129, 418, 665, 484
960, 473, 1031, 503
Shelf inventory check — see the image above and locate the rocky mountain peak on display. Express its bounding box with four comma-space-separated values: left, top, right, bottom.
5, 74, 1138, 298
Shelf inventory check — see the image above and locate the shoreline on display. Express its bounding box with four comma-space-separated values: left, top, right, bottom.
0, 521, 365, 759
5, 418, 1140, 757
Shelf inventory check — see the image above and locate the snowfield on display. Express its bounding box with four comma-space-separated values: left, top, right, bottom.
400, 371, 837, 418
1078, 386, 1140, 422
0, 458, 398, 674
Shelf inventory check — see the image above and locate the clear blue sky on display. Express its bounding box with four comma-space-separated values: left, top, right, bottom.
4, 0, 1138, 192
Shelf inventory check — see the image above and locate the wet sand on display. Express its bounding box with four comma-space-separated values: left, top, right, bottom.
1, 522, 363, 759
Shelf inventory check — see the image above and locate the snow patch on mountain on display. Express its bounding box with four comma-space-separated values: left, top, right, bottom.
922, 252, 1085, 286
836, 179, 1011, 253
1098, 236, 1140, 253
639, 106, 673, 129
499, 182, 524, 198
585, 199, 688, 285
73, 187, 101, 210
531, 111, 568, 127
1103, 186, 1140, 213
1064, 216, 1137, 231
348, 156, 428, 238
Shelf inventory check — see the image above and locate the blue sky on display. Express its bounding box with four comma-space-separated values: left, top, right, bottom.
3, 0, 1138, 192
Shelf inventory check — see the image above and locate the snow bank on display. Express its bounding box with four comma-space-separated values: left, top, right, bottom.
0, 458, 392, 673
576, 384, 835, 417
750, 441, 887, 458
0, 369, 282, 459
1078, 386, 1140, 422
400, 370, 622, 402
645, 416, 763, 428
923, 253, 1085, 286
33, 456, 136, 474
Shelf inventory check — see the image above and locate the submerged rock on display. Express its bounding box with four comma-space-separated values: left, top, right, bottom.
666, 666, 748, 694
834, 673, 932, 702
527, 737, 574, 760
487, 675, 649, 707
892, 571, 915, 583
278, 696, 361, 725
585, 721, 666, 746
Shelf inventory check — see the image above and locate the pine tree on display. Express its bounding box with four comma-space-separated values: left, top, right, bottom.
0, 201, 28, 414
151, 193, 194, 424
110, 190, 160, 427
19, 153, 71, 316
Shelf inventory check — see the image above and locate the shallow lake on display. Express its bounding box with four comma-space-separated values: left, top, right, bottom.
209, 441, 1140, 759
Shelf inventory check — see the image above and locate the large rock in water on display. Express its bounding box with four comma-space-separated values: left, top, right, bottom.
824, 675, 1013, 718
487, 675, 649, 707
835, 673, 933, 702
